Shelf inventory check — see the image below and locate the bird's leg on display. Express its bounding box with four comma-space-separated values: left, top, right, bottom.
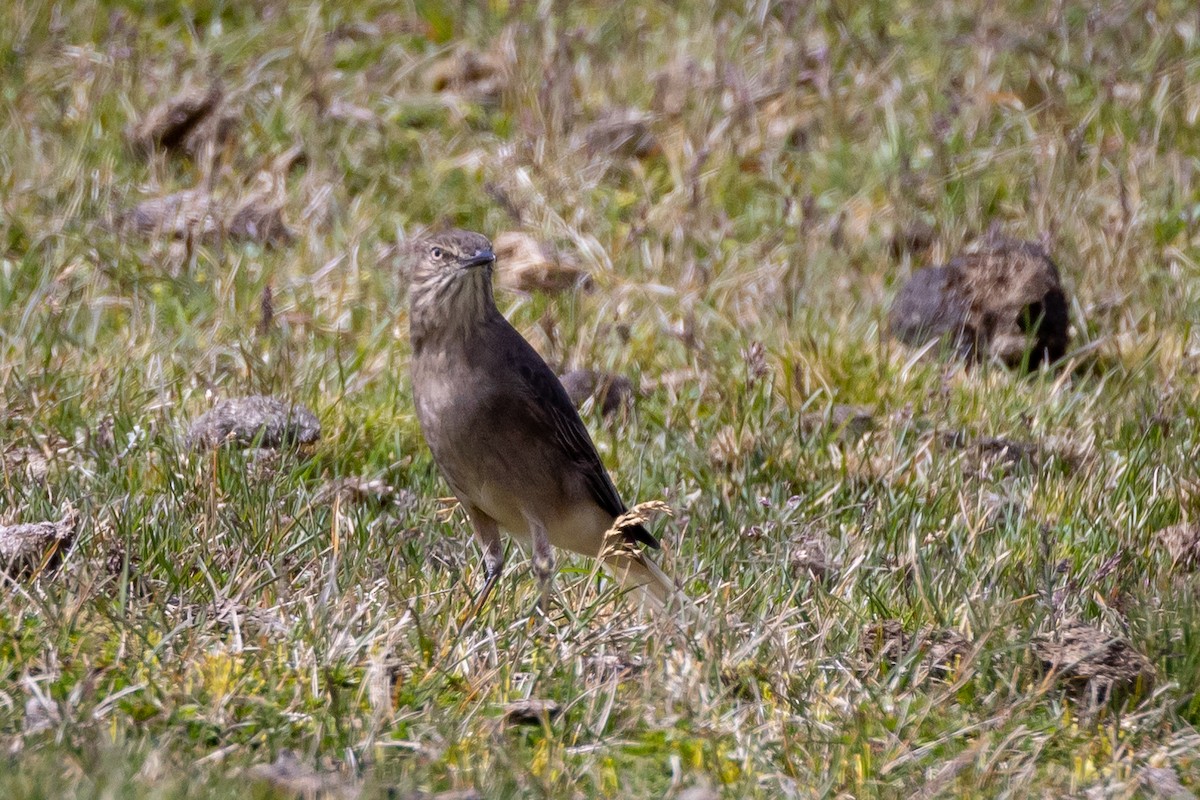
472, 532, 504, 616
529, 518, 555, 616
457, 512, 504, 628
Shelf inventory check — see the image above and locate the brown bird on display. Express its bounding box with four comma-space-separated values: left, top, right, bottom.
407, 228, 679, 616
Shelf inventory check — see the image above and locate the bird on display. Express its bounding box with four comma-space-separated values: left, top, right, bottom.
406, 228, 681, 618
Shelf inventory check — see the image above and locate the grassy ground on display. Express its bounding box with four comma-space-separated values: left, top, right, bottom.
3, 0, 1200, 796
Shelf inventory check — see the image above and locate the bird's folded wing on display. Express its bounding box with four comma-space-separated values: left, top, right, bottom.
514, 359, 659, 550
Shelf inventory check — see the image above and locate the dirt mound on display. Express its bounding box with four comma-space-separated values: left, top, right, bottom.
860, 620, 970, 680
0, 510, 79, 577
559, 369, 634, 416
187, 396, 320, 450
890, 238, 1070, 369
1032, 621, 1153, 703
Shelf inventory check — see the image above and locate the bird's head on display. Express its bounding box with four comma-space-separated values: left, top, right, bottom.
407, 229, 498, 344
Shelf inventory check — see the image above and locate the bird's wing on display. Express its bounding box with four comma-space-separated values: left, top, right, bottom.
505, 337, 659, 550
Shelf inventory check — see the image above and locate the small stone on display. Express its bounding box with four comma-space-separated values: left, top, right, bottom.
502, 698, 561, 726
1032, 621, 1154, 704
558, 369, 634, 416
187, 396, 320, 451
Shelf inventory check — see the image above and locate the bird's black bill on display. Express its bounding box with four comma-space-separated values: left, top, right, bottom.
463, 251, 495, 269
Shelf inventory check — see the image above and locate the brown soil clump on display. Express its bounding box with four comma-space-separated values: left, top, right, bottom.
890, 238, 1070, 369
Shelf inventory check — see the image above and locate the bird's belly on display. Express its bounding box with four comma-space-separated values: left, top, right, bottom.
412, 353, 616, 558
546, 503, 615, 557
471, 479, 612, 558
470, 481, 531, 538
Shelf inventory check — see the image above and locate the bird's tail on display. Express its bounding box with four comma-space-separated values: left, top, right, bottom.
603, 551, 699, 626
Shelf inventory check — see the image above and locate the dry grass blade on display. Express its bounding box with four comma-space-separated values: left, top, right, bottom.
601, 500, 673, 556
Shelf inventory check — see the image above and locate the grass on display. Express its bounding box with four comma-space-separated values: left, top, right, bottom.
2, 0, 1200, 796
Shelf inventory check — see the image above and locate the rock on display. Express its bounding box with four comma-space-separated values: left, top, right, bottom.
187, 396, 320, 451
1155, 522, 1200, 572
0, 510, 79, 576
860, 620, 969, 680
889, 238, 1070, 369
501, 698, 561, 726
128, 85, 229, 157
425, 49, 507, 105
558, 369, 634, 416
1032, 621, 1154, 703
580, 110, 661, 160
493, 231, 587, 294
799, 404, 876, 441
889, 265, 971, 356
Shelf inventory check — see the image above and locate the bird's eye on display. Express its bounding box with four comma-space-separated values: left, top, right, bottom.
430, 247, 444, 260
